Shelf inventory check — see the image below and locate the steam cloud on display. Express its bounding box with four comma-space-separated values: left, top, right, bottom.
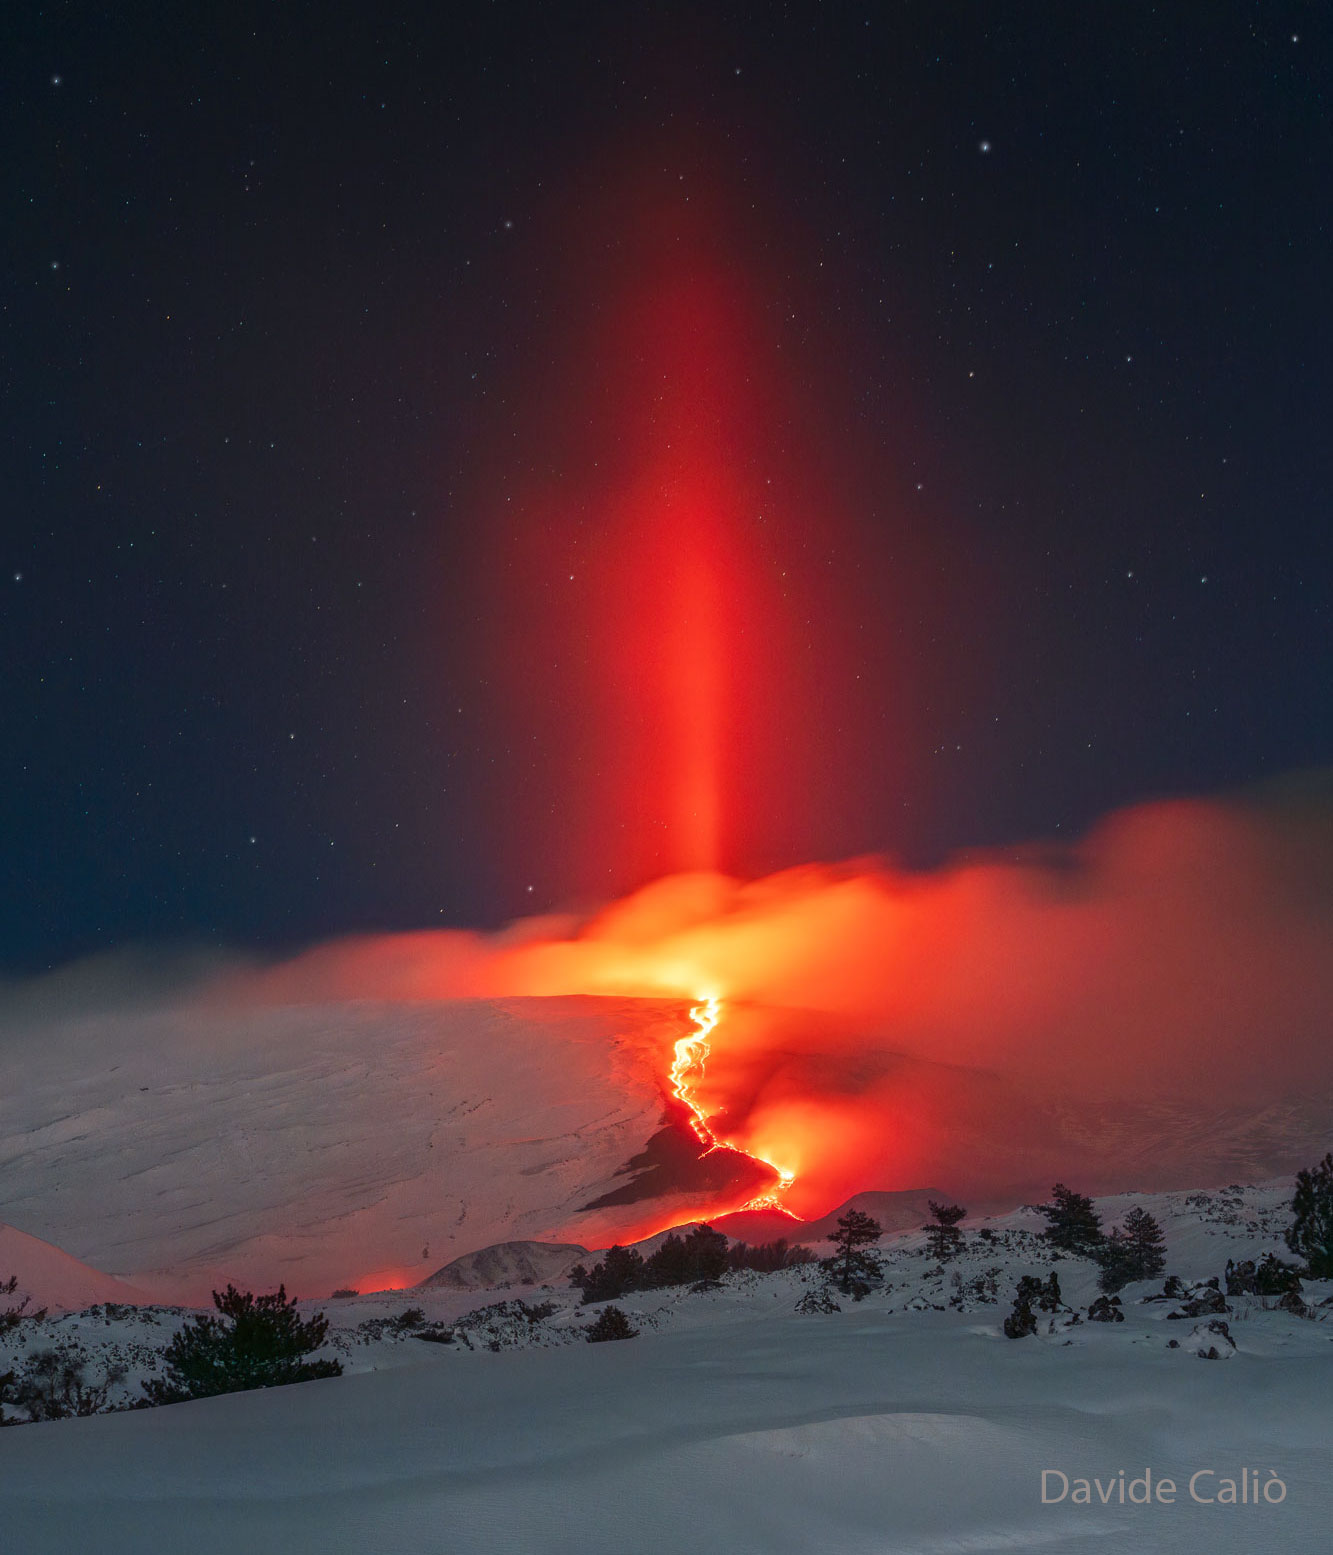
7, 775, 1332, 1217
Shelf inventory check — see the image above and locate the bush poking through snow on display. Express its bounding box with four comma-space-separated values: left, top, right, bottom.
1165, 1281, 1229, 1319
1227, 1253, 1304, 1297
1003, 1274, 1064, 1339
3, 1347, 128, 1422
1087, 1295, 1125, 1323
1187, 1319, 1236, 1359
585, 1306, 637, 1343
1285, 1152, 1333, 1277
0, 1275, 46, 1336
795, 1289, 842, 1315
1003, 1292, 1037, 1339
142, 1285, 342, 1404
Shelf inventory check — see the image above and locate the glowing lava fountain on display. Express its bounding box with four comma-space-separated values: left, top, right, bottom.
669, 996, 799, 1217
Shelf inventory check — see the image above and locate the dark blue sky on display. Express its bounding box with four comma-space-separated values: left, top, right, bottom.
3, 4, 1330, 970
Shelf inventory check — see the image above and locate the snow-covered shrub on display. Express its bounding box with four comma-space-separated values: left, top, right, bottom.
1004, 1274, 1064, 1338
948, 1268, 1002, 1310
1087, 1295, 1124, 1323
585, 1306, 637, 1343
1253, 1253, 1304, 1295
453, 1298, 569, 1351
1165, 1281, 1228, 1319
795, 1289, 841, 1315
3, 1346, 127, 1422
1185, 1319, 1235, 1359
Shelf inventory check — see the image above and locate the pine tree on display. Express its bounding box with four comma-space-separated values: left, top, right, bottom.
570, 1245, 646, 1304
641, 1225, 729, 1287
1038, 1184, 1104, 1257
924, 1201, 967, 1262
1097, 1206, 1167, 1292
640, 1233, 690, 1288
1285, 1152, 1333, 1277
681, 1224, 729, 1283
725, 1238, 816, 1273
585, 1305, 638, 1342
820, 1209, 884, 1299
142, 1284, 342, 1405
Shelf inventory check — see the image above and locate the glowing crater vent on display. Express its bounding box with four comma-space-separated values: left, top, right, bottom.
669, 996, 798, 1216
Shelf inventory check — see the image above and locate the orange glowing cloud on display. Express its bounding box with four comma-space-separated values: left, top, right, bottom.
237, 778, 1333, 1218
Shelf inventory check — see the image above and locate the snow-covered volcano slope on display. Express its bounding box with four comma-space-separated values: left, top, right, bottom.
0, 1224, 151, 1312
0, 996, 682, 1302
4, 986, 1328, 1306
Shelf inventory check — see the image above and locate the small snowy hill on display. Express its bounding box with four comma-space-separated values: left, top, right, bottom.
416, 1240, 588, 1291
0, 1223, 151, 1313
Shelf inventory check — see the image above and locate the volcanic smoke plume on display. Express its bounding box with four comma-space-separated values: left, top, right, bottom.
236, 772, 1333, 1217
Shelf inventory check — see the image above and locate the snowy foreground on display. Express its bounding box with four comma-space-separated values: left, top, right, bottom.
2, 1182, 1330, 1553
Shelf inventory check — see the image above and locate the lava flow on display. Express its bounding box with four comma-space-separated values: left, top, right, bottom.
669, 996, 799, 1217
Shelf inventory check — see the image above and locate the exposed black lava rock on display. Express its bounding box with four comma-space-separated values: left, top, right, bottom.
581, 1119, 777, 1210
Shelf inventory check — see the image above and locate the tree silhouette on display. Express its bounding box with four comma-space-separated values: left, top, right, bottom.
143, 1284, 341, 1404
0, 1275, 45, 1336
821, 1209, 884, 1299
1285, 1152, 1333, 1277
1038, 1184, 1104, 1256
585, 1305, 638, 1342
1098, 1206, 1167, 1291
924, 1201, 967, 1262
570, 1245, 646, 1304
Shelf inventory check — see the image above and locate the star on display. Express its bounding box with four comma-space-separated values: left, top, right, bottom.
978, 139, 992, 154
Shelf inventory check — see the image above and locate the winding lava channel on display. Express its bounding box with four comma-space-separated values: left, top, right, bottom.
669, 997, 799, 1218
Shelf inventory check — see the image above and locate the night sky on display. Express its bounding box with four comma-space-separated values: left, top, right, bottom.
4, 5, 1330, 972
